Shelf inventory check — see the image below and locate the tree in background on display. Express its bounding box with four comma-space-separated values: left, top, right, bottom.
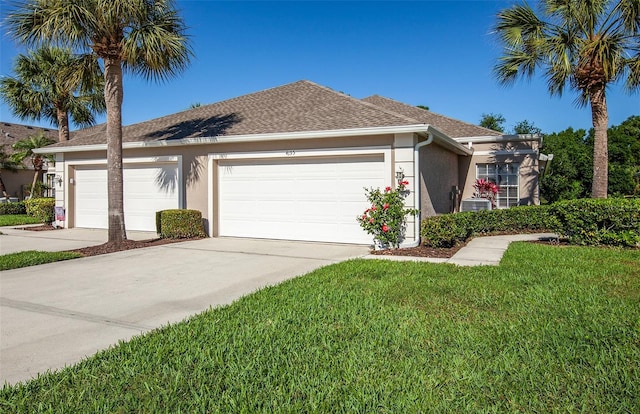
494, 0, 640, 199
0, 47, 105, 142
540, 115, 640, 201
513, 119, 542, 135
540, 127, 593, 202
416, 105, 430, 111
11, 132, 55, 199
479, 113, 506, 132
7, 0, 192, 245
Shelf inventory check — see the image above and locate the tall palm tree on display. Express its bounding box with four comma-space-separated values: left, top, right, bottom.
6, 0, 192, 244
493, 0, 640, 198
11, 132, 55, 199
0, 46, 105, 142
0, 146, 19, 199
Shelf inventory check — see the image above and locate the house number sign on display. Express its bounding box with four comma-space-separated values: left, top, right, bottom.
285, 150, 296, 156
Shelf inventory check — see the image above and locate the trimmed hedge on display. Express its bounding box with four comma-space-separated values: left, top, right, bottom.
24, 198, 55, 223
550, 198, 640, 247
156, 209, 206, 239
0, 201, 27, 215
421, 205, 555, 248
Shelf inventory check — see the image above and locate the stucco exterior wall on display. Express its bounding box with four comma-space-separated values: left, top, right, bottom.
419, 143, 459, 217
459, 137, 541, 206
1, 169, 40, 199
55, 134, 397, 233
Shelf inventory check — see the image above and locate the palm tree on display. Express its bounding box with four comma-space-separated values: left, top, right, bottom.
6, 0, 192, 244
0, 146, 19, 199
11, 132, 55, 199
0, 46, 105, 142
493, 0, 640, 198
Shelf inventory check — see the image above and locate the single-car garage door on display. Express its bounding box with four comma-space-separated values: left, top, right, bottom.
75, 163, 179, 231
218, 155, 386, 244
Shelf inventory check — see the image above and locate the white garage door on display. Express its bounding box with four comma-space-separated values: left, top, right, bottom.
75, 163, 179, 231
218, 155, 386, 244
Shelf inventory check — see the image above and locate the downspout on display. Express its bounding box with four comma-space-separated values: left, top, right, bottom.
403, 132, 434, 248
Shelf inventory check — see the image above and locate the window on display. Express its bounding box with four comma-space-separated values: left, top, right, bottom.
476, 163, 519, 208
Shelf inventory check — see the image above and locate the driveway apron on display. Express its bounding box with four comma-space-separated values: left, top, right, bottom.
0, 236, 367, 385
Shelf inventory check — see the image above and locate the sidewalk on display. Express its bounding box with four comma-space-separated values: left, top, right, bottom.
363, 233, 558, 266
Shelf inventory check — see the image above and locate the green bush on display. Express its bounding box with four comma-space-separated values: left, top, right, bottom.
24, 197, 55, 223
0, 201, 27, 215
550, 198, 640, 247
156, 209, 206, 239
421, 205, 555, 248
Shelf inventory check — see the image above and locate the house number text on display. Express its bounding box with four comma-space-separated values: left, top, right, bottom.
286, 150, 296, 156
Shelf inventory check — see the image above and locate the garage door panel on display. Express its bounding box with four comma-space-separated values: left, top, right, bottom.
75, 163, 179, 232
218, 155, 385, 244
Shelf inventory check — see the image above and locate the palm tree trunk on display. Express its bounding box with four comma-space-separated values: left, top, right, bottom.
56, 107, 70, 142
590, 85, 608, 198
0, 173, 9, 199
104, 57, 127, 244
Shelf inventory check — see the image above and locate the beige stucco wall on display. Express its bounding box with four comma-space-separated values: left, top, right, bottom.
458, 138, 541, 206
1, 169, 43, 200
56, 134, 398, 234
419, 143, 459, 217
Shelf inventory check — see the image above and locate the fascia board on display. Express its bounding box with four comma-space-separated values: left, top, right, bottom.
454, 134, 543, 144
34, 124, 433, 154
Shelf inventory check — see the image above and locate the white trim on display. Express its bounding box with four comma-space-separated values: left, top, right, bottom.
455, 134, 543, 144
35, 124, 472, 156
66, 156, 179, 166
207, 146, 393, 241
36, 125, 432, 154
472, 149, 539, 156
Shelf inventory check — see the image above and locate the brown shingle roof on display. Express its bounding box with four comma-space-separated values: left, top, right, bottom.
51, 80, 421, 149
46, 80, 501, 150
0, 122, 58, 154
361, 95, 501, 138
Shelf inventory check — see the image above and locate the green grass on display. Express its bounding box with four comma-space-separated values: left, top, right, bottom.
1, 243, 639, 412
0, 250, 82, 271
0, 214, 41, 227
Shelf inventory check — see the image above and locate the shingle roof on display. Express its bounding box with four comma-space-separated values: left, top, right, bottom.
0, 122, 58, 154
46, 80, 500, 150
361, 95, 501, 138
51, 80, 421, 149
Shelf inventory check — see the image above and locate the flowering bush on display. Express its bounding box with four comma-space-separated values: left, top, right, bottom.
357, 176, 418, 248
473, 178, 499, 208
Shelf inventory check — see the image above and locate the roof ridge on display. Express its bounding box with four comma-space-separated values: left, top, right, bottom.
363, 95, 501, 136
298, 81, 423, 125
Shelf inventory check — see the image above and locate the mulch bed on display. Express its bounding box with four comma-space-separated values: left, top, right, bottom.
69, 238, 197, 257
18, 224, 60, 231
370, 243, 465, 259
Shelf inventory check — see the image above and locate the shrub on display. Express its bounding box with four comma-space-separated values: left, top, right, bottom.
550, 198, 640, 247
0, 201, 27, 215
421, 205, 555, 248
156, 209, 206, 239
357, 176, 418, 248
24, 197, 55, 223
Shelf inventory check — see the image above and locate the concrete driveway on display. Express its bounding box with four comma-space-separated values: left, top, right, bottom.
0, 232, 368, 385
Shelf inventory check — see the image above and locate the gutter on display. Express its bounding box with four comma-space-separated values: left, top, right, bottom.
34, 124, 438, 154
401, 131, 435, 248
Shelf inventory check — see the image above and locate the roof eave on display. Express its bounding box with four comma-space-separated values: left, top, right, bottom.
423, 125, 473, 156
35, 124, 453, 154
454, 134, 543, 144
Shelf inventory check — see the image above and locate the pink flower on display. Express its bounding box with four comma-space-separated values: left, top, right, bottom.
382, 224, 389, 232
385, 186, 392, 192
399, 180, 409, 186
362, 215, 367, 220
383, 203, 389, 210
369, 218, 374, 223
371, 205, 377, 211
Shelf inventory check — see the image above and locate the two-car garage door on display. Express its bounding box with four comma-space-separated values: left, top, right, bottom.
74, 163, 179, 231
218, 155, 386, 244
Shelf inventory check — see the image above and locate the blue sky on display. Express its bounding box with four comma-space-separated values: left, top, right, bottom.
1, 1, 638, 135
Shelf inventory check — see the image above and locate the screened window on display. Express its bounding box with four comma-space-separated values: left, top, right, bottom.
476, 163, 519, 208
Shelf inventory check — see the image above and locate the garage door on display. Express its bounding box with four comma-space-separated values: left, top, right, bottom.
218, 155, 386, 244
75, 163, 179, 231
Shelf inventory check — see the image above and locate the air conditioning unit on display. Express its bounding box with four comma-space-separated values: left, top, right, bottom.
460, 198, 491, 212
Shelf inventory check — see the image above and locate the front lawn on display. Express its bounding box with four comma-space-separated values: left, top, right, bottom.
0, 214, 41, 227
1, 243, 638, 412
0, 250, 82, 271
